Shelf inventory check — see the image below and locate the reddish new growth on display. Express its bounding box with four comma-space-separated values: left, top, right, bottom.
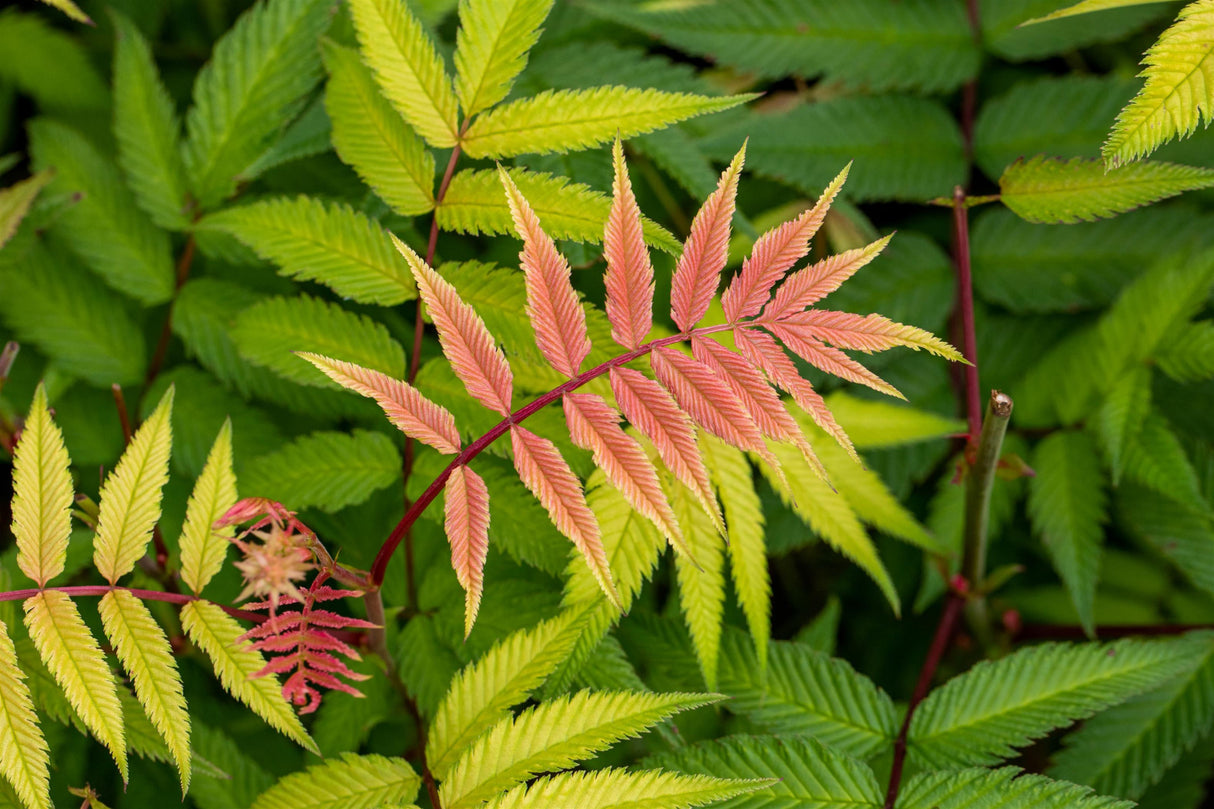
219, 498, 375, 713
239, 576, 375, 714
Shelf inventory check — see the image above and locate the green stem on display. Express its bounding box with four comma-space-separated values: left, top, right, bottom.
962, 390, 1014, 637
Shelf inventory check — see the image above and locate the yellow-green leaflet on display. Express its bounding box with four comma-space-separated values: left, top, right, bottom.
0, 170, 53, 250
11, 383, 73, 588
93, 387, 174, 584
0, 616, 50, 809
24, 591, 128, 781
99, 590, 191, 792
179, 420, 238, 594
181, 601, 317, 754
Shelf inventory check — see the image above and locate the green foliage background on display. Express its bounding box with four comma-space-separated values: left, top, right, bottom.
2, 0, 1214, 807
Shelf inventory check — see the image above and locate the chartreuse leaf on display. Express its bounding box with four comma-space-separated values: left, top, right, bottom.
0, 10, 108, 110
111, 10, 189, 230
702, 437, 769, 672
717, 631, 897, 760
1000, 156, 1214, 224
482, 768, 766, 809
1105, 1, 1214, 167
1027, 430, 1107, 636
28, 119, 174, 304
231, 294, 406, 386
982, 0, 1171, 62
461, 86, 752, 159
1095, 365, 1152, 483
428, 611, 585, 777
1052, 633, 1214, 800
99, 590, 190, 793
183, 0, 332, 208
322, 41, 435, 216
454, 0, 553, 117
180, 601, 317, 754
0, 617, 50, 809
761, 441, 899, 613
0, 170, 52, 250
1024, 0, 1176, 24
584, 0, 977, 93
35, 0, 91, 24
239, 430, 400, 512
94, 388, 174, 584
897, 767, 1133, 809
908, 637, 1201, 768
441, 690, 718, 808
24, 590, 127, 780
250, 753, 420, 809
347, 0, 460, 148
438, 168, 680, 252
824, 393, 964, 450
179, 421, 238, 594
199, 197, 417, 305
11, 384, 72, 588
670, 477, 725, 690
653, 734, 882, 809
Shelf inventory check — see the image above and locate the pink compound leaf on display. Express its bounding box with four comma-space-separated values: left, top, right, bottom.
721, 163, 850, 323
499, 166, 592, 379
609, 366, 724, 536
444, 465, 491, 637
394, 235, 514, 416
563, 392, 686, 556
604, 136, 655, 350
297, 352, 461, 454
670, 143, 746, 332
510, 425, 622, 610
761, 234, 893, 322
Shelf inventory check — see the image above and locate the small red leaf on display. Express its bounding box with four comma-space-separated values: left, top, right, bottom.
762, 234, 892, 322
670, 144, 746, 331
766, 323, 903, 399
394, 235, 514, 416
735, 326, 857, 462
722, 164, 849, 323
510, 425, 621, 609
298, 352, 461, 454
445, 465, 490, 636
610, 366, 723, 534
500, 167, 592, 378
563, 392, 685, 554
604, 137, 654, 350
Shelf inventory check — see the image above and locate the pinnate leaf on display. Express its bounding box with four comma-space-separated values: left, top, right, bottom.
461, 86, 752, 159
301, 353, 460, 453
181, 601, 317, 754
482, 768, 765, 809
239, 429, 400, 513
897, 767, 1133, 809
99, 590, 191, 792
398, 237, 514, 416
12, 384, 73, 589
179, 421, 238, 594
672, 478, 726, 688
501, 167, 591, 378
604, 137, 655, 350
348, 0, 459, 148
322, 40, 436, 216
0, 617, 50, 809
250, 753, 419, 809
1000, 156, 1214, 224
672, 145, 745, 332
445, 465, 491, 637
454, 0, 553, 117
94, 388, 174, 584
24, 591, 127, 780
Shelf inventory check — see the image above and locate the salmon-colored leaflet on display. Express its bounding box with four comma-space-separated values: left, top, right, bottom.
721, 164, 849, 323
563, 392, 685, 554
670, 144, 746, 332
779, 310, 961, 358
299, 353, 461, 454
510, 425, 621, 609
609, 366, 723, 535
650, 346, 768, 457
761, 235, 892, 322
604, 137, 654, 350
394, 235, 514, 416
500, 167, 591, 378
444, 465, 490, 636
765, 323, 902, 399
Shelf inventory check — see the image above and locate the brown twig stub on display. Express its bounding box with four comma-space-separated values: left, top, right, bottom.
111, 383, 132, 446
